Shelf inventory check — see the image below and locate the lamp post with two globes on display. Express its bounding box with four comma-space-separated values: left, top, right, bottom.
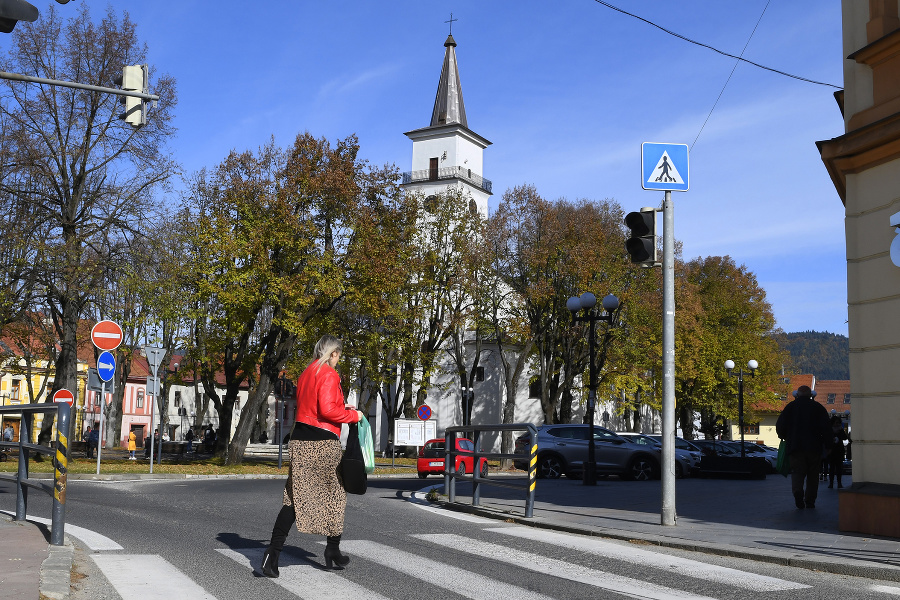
724, 359, 758, 459
567, 292, 619, 486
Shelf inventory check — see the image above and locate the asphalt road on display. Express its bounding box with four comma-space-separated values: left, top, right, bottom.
3, 476, 898, 599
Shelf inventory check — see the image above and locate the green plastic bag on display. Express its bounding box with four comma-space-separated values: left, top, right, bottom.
776, 439, 791, 477
357, 417, 375, 473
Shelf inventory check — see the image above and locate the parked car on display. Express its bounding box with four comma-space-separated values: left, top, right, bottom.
513, 424, 660, 481
417, 438, 488, 479
691, 439, 741, 457
721, 441, 778, 472
646, 434, 704, 475
615, 432, 696, 478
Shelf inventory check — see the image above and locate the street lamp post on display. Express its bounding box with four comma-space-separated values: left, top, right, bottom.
724, 359, 758, 459
567, 292, 619, 486
277, 372, 287, 469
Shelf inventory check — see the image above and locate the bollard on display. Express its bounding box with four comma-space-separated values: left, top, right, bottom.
51, 403, 70, 545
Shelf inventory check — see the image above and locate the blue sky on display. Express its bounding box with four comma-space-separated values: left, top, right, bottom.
108, 1, 846, 335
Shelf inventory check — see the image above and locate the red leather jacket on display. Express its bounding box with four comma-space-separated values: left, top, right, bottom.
294, 361, 359, 436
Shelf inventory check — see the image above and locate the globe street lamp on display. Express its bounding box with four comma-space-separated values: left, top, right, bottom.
567, 292, 619, 486
724, 359, 758, 458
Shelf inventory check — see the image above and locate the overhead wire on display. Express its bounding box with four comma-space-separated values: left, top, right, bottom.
692, 0, 771, 150
590, 0, 841, 89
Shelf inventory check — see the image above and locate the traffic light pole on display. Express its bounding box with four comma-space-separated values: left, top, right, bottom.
0, 70, 159, 101
661, 190, 676, 526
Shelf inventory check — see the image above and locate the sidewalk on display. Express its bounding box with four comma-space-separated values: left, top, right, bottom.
434, 471, 900, 582
0, 512, 72, 600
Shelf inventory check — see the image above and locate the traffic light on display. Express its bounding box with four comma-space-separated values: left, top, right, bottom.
624, 207, 657, 265
0, 0, 38, 33
114, 64, 147, 127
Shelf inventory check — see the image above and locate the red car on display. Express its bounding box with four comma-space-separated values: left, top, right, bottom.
417, 438, 488, 479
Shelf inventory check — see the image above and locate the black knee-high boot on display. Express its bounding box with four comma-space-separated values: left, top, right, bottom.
323, 535, 350, 569
262, 506, 295, 578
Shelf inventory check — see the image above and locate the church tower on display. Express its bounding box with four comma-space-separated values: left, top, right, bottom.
401, 34, 492, 216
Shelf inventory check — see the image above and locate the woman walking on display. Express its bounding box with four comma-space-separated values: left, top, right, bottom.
261, 335, 364, 577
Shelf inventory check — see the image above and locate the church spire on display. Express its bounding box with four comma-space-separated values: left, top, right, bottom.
430, 34, 468, 128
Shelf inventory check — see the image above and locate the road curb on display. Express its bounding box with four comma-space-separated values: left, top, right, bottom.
40, 537, 73, 600
433, 497, 900, 583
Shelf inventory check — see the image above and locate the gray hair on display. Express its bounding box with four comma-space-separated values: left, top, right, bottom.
314, 335, 343, 370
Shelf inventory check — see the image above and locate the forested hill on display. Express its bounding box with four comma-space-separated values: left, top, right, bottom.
775, 331, 850, 380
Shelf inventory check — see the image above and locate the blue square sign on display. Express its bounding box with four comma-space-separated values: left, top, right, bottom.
642, 143, 689, 192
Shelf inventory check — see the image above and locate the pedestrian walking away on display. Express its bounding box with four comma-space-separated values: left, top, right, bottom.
185, 427, 194, 453
260, 334, 365, 578
776, 385, 832, 509
827, 416, 848, 489
87, 425, 99, 459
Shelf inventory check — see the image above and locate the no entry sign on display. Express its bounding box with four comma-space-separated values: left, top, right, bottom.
91, 320, 123, 351
52, 389, 75, 407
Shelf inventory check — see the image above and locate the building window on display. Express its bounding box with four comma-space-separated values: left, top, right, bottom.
827, 393, 835, 404
10, 380, 20, 401
136, 390, 144, 408
94, 393, 100, 406
780, 377, 790, 384
528, 379, 541, 399
476, 367, 485, 382
174, 391, 181, 408
743, 423, 760, 435
844, 393, 851, 404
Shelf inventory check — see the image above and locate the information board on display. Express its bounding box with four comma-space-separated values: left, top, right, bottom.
394, 419, 436, 446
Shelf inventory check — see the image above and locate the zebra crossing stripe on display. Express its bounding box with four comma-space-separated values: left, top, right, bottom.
217, 548, 392, 600
484, 527, 809, 592
340, 539, 558, 600
91, 554, 217, 600
414, 533, 718, 600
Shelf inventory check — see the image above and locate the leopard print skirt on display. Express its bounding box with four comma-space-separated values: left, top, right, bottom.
282, 439, 346, 537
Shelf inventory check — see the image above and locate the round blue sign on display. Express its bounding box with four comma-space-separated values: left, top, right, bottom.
97, 351, 116, 382
417, 404, 432, 421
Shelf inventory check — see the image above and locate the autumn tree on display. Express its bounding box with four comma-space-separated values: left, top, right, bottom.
675, 256, 788, 438
0, 5, 176, 442
180, 133, 399, 463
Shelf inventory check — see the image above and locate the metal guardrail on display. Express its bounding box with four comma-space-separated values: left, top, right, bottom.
401, 166, 493, 194
444, 423, 537, 518
0, 402, 71, 545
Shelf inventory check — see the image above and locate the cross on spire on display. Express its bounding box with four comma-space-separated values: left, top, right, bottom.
445, 12, 458, 35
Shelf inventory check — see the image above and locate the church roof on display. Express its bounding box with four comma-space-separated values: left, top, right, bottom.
429, 34, 468, 128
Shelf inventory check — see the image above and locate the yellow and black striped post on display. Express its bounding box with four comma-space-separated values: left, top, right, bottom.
526, 437, 537, 517
51, 402, 70, 546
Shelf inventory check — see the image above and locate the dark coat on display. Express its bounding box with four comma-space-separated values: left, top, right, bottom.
776, 397, 831, 455
829, 426, 848, 462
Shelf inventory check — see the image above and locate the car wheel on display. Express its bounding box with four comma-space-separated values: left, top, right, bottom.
457, 462, 466, 477
480, 461, 488, 478
624, 457, 658, 481
418, 472, 428, 479
538, 454, 565, 479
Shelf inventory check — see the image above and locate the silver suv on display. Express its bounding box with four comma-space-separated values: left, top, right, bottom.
514, 424, 660, 481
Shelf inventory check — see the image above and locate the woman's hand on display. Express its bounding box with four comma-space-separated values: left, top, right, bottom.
356, 410, 365, 422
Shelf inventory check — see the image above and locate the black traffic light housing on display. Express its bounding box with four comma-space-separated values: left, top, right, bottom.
1, 0, 71, 33
0, 0, 38, 33
624, 207, 657, 265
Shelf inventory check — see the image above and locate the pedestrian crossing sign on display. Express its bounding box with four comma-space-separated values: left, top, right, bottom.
642, 142, 689, 192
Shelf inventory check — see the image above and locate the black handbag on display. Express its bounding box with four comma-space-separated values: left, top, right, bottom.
340, 423, 367, 495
